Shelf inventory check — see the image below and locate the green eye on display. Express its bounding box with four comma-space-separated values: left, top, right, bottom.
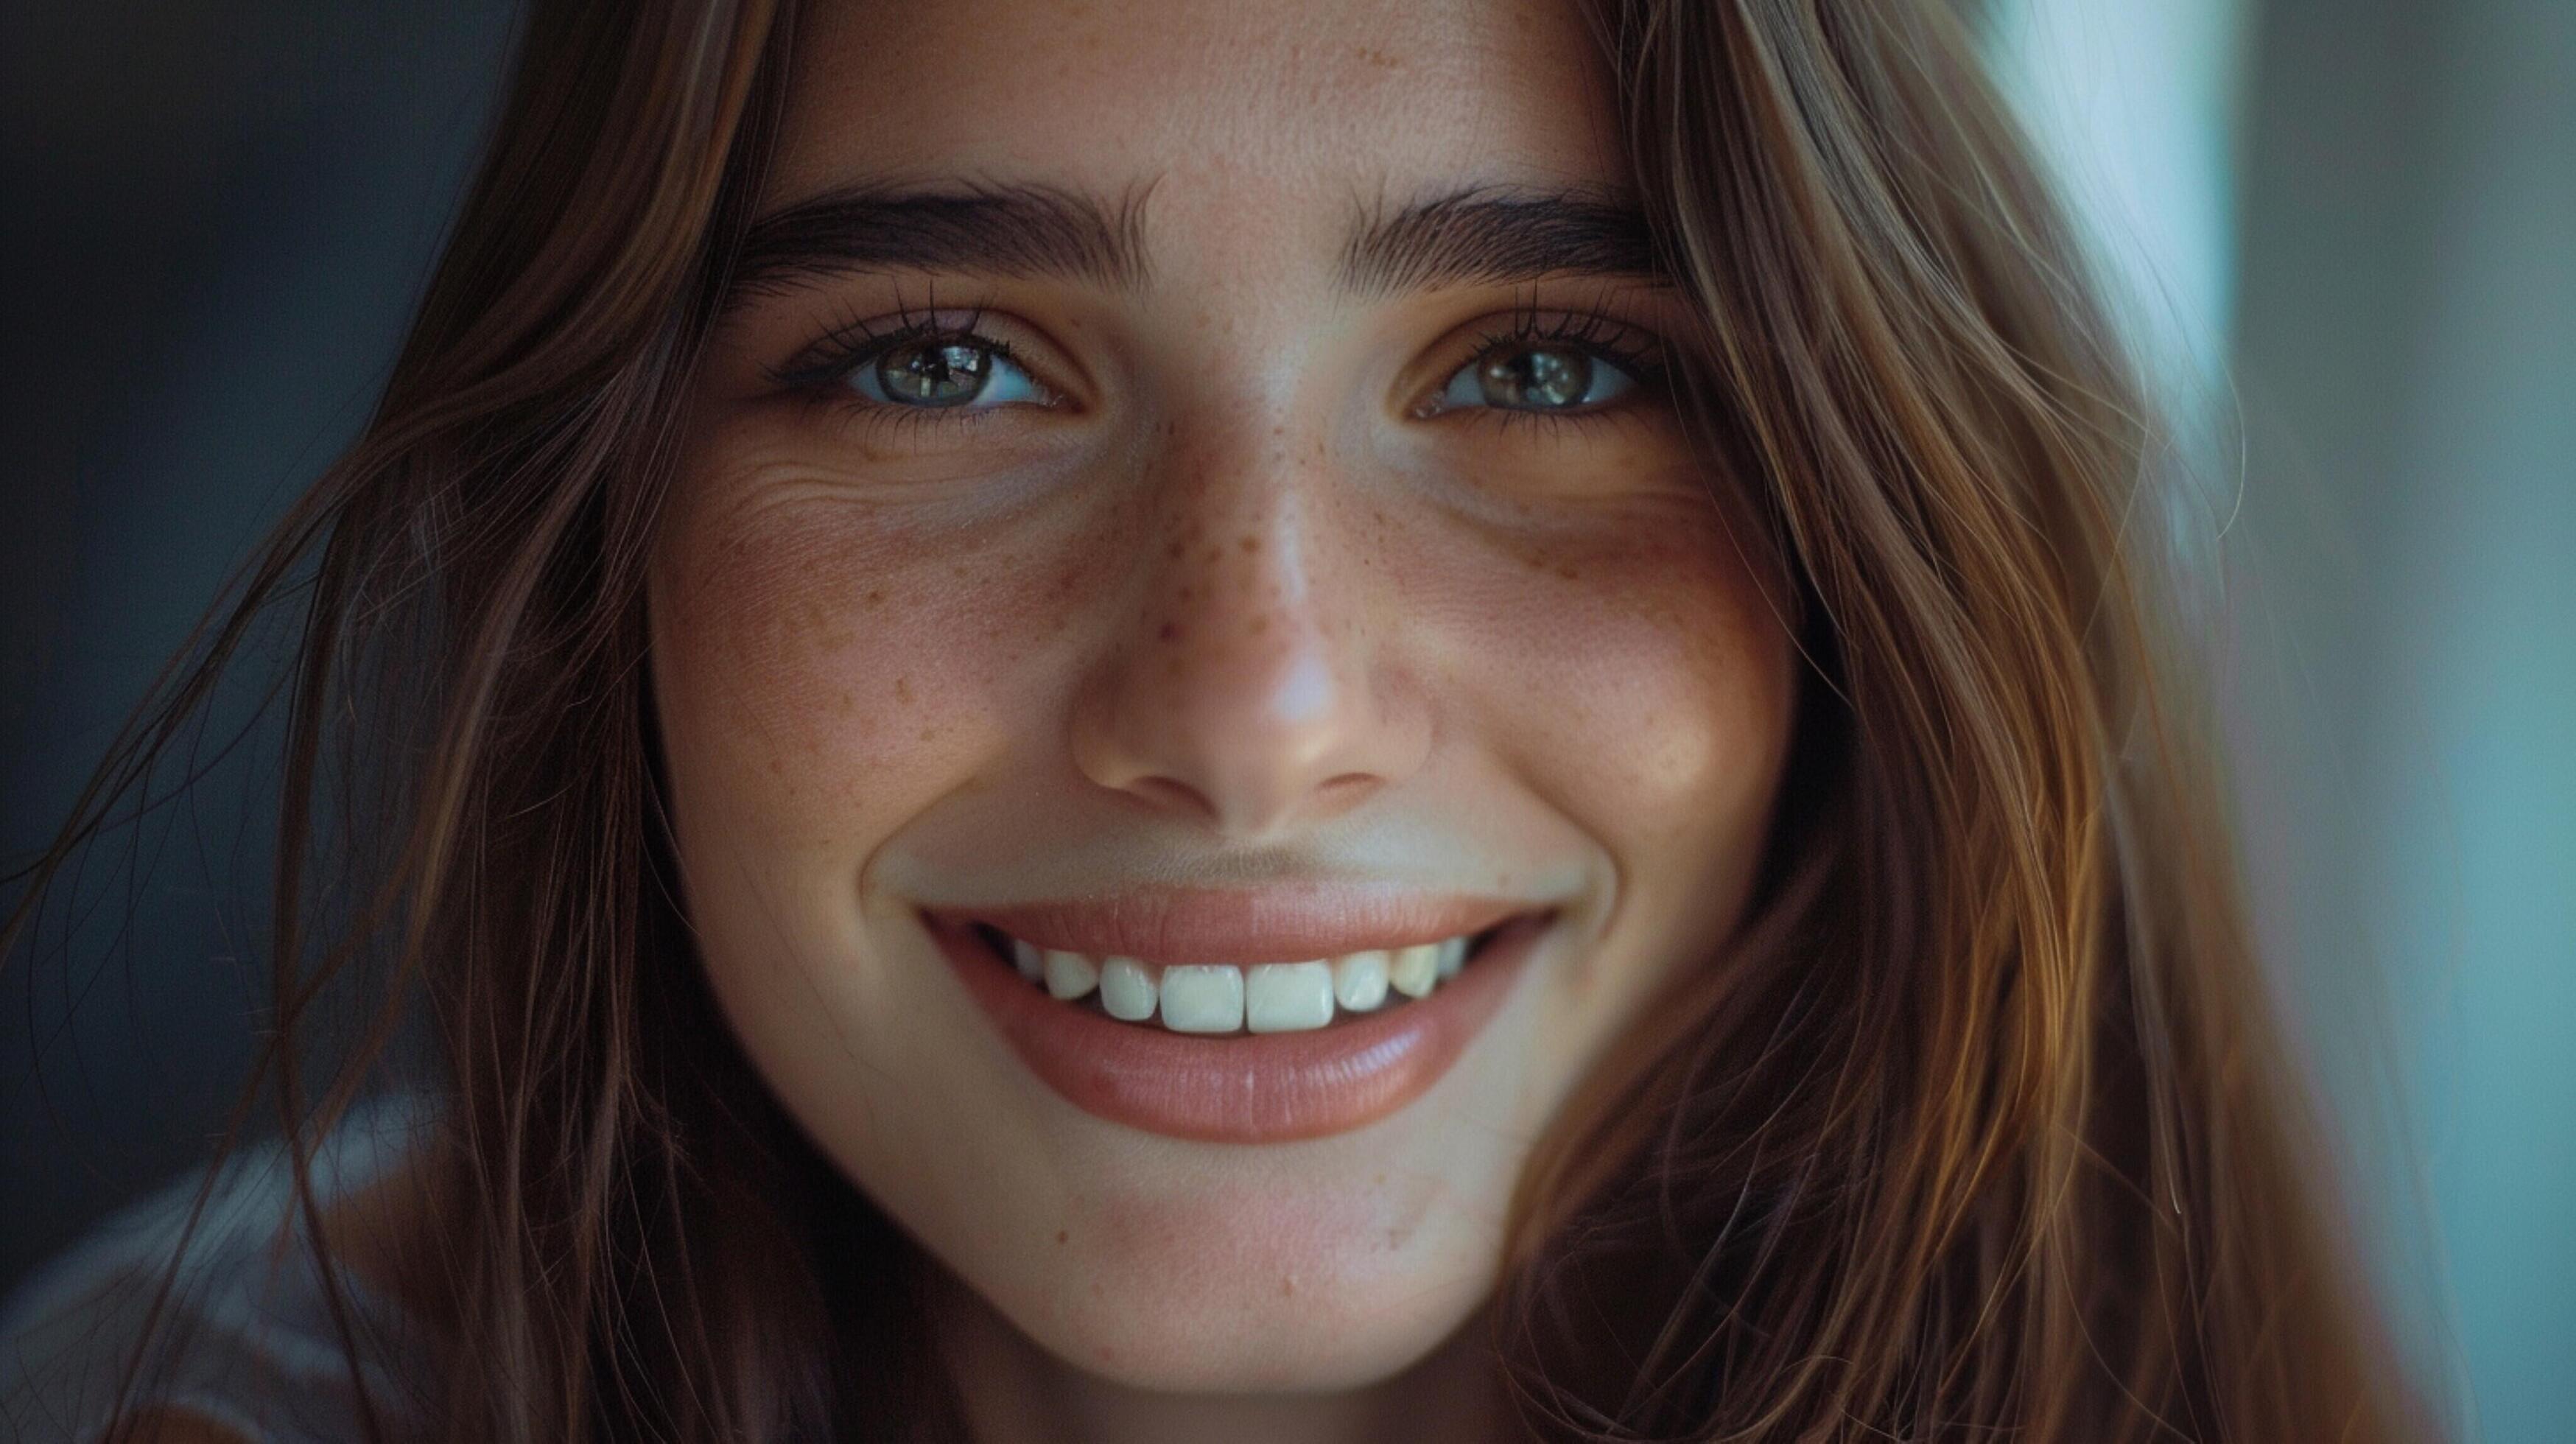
1438, 344, 1638, 413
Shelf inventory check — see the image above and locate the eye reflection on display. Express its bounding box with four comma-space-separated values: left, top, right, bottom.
848, 337, 1045, 410
1437, 343, 1638, 413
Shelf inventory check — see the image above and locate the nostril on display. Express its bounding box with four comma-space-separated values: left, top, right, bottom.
1308, 771, 1385, 813
1125, 774, 1219, 821
1067, 593, 1431, 836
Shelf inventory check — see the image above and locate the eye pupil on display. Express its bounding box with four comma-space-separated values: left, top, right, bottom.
877, 340, 992, 406
1479, 346, 1590, 410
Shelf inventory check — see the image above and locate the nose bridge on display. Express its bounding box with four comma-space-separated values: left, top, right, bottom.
1072, 411, 1424, 838
1166, 423, 1331, 652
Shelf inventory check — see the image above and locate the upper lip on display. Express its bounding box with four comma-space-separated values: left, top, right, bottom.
922, 883, 1542, 965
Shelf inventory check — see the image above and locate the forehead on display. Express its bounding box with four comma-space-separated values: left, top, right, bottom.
766, 0, 1621, 220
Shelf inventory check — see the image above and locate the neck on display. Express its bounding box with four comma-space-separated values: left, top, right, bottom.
927, 1266, 1512, 1444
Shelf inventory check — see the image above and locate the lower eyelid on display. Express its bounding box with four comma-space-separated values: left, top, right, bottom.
808, 393, 1024, 445
803, 376, 1074, 441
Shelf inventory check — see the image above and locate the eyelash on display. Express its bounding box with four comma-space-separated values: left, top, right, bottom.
1426, 304, 1670, 430
767, 296, 1033, 439
768, 298, 1669, 440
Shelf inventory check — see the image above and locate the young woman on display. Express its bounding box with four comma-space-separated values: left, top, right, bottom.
1, 0, 2438, 1439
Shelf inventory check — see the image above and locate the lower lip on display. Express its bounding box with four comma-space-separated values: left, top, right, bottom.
929, 914, 1546, 1144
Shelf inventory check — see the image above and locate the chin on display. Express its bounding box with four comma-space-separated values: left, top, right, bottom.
994, 1233, 1502, 1394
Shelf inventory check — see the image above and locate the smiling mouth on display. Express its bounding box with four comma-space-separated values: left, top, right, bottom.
922, 902, 1554, 1142
964, 917, 1523, 1035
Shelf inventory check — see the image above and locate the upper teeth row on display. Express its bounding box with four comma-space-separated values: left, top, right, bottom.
1004, 935, 1472, 1034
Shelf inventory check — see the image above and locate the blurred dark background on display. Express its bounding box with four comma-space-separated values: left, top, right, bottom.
0, 0, 519, 1301
3, 0, 2568, 1437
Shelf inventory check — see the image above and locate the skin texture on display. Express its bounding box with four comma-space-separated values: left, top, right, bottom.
647, 0, 1798, 1436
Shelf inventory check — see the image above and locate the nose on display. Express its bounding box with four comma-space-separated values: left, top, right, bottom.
1069, 426, 1429, 839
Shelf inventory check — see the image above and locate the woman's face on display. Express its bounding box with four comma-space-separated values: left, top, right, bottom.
651, 0, 1794, 1395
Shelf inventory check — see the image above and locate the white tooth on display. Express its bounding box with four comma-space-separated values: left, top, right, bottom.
1436, 933, 1468, 979
1043, 949, 1099, 1000
1011, 936, 1045, 983
1389, 942, 1439, 999
1331, 950, 1389, 1012
1246, 962, 1335, 1033
1158, 965, 1244, 1033
1098, 956, 1156, 1022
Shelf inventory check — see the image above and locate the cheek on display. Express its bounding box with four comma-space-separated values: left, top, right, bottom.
1438, 486, 1795, 1091
1467, 497, 1794, 852
650, 486, 1077, 856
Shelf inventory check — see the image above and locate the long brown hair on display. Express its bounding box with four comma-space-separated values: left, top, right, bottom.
7, 1, 2437, 1438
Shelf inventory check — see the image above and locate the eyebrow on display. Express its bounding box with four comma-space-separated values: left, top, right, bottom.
724, 179, 1663, 304
1340, 185, 1664, 295
731, 180, 1156, 295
